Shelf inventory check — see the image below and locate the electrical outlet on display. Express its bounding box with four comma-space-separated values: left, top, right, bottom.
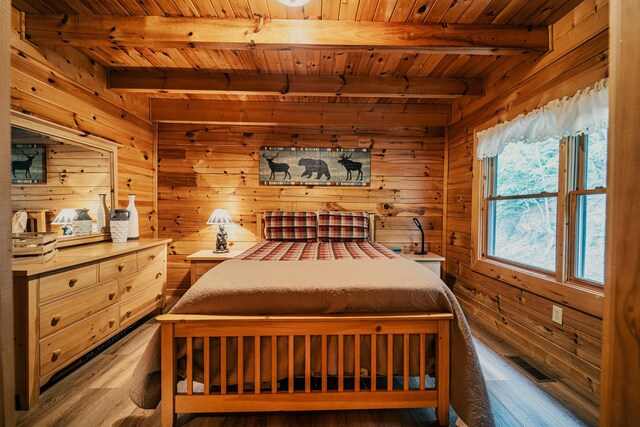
552, 305, 563, 325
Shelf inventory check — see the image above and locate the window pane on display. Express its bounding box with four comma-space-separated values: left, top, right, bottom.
489, 197, 557, 271
586, 130, 607, 189
575, 194, 606, 284
495, 139, 560, 196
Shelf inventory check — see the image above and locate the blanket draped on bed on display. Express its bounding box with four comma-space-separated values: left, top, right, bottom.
130, 252, 494, 427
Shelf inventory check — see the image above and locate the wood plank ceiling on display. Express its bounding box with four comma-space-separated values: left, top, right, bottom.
13, 0, 582, 104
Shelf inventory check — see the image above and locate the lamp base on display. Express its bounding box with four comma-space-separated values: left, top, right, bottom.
213, 249, 229, 254
414, 251, 428, 255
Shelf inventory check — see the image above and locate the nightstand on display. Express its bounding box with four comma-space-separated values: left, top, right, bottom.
186, 249, 246, 286
403, 252, 445, 277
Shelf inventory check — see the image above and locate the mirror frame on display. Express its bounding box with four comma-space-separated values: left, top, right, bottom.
11, 110, 120, 247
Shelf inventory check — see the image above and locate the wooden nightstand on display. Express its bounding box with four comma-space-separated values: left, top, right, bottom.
186, 249, 246, 286
403, 252, 445, 277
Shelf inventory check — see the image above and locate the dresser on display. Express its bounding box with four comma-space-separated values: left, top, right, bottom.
12, 239, 171, 409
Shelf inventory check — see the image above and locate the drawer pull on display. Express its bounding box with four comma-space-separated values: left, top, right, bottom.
108, 291, 116, 300
117, 263, 125, 272
51, 314, 62, 326
108, 318, 116, 327
156, 293, 163, 301
149, 255, 156, 260
125, 310, 132, 318
156, 272, 163, 279
126, 285, 133, 292
51, 349, 62, 361
68, 278, 78, 287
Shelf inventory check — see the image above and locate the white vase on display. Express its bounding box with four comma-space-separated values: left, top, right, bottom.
97, 193, 108, 232
110, 220, 129, 243
127, 194, 139, 240
110, 209, 130, 243
72, 208, 92, 236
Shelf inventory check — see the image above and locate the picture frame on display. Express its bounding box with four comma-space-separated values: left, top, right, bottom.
11, 144, 47, 185
259, 147, 370, 186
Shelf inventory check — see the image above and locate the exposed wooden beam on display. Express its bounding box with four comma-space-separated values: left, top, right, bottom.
109, 71, 484, 99
150, 99, 450, 127
24, 15, 550, 55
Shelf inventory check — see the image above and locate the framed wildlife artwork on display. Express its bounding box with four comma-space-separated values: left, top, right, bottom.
11, 144, 47, 185
259, 147, 370, 186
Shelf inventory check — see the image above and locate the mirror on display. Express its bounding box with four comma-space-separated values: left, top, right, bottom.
10, 111, 119, 247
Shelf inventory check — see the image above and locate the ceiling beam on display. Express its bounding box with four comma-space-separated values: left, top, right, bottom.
109, 71, 484, 98
150, 99, 450, 127
24, 15, 550, 55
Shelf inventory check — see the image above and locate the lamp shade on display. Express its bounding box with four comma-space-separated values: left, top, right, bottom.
207, 209, 234, 225
278, 0, 311, 6
52, 208, 77, 225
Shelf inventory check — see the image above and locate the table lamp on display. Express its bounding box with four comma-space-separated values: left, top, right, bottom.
207, 208, 234, 253
413, 217, 427, 255
52, 208, 77, 236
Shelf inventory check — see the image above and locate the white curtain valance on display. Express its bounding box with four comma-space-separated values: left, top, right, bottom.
476, 78, 609, 159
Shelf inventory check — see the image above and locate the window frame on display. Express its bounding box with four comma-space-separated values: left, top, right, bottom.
471, 134, 605, 318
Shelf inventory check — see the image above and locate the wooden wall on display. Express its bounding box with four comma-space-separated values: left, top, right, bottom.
158, 123, 446, 296
9, 8, 156, 238
1, 0, 15, 423
601, 0, 640, 422
446, 0, 608, 407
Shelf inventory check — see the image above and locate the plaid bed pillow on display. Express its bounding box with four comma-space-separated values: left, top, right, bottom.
264, 211, 318, 241
317, 211, 369, 242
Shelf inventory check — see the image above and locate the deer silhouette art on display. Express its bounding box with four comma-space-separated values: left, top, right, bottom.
337, 153, 363, 181
12, 150, 39, 179
263, 152, 291, 180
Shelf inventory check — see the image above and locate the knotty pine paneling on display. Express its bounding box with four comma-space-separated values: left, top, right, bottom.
446, 0, 608, 407
9, 8, 156, 237
157, 124, 446, 295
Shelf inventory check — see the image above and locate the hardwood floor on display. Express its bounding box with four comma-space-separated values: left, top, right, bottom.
16, 317, 597, 427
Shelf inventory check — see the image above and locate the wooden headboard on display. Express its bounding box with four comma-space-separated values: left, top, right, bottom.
256, 212, 377, 242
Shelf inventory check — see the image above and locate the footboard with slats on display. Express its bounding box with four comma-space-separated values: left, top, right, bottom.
157, 313, 452, 427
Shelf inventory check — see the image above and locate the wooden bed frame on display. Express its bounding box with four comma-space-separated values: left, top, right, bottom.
158, 313, 452, 427
158, 212, 452, 426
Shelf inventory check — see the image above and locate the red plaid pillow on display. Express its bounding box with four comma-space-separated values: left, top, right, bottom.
317, 211, 369, 242
264, 211, 318, 241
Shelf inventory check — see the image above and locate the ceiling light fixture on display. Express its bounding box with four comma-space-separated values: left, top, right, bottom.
278, 0, 311, 6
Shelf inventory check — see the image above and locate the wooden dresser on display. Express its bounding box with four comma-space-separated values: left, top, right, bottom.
12, 238, 171, 409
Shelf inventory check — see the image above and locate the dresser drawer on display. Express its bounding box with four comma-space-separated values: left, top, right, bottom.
99, 253, 137, 282
40, 280, 118, 339
119, 263, 165, 300
137, 245, 166, 270
39, 305, 119, 377
120, 281, 164, 328
39, 263, 98, 302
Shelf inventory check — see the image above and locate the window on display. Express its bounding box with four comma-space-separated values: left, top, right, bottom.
570, 130, 607, 284
480, 132, 607, 286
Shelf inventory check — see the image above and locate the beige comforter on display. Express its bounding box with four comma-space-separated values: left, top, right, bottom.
130, 257, 494, 426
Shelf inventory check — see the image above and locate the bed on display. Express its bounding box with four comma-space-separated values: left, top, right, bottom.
130, 212, 493, 427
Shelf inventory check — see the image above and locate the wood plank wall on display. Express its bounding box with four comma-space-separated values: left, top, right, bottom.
1, 0, 15, 423
9, 8, 156, 237
157, 123, 446, 296
446, 0, 608, 407
600, 0, 640, 422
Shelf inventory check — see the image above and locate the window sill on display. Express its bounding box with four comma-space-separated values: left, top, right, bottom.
471, 257, 604, 318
